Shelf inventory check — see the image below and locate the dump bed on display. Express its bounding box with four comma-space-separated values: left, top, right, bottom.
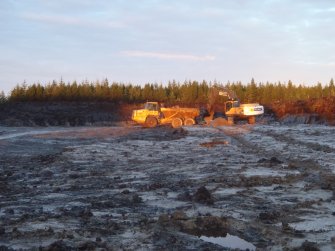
161, 107, 199, 120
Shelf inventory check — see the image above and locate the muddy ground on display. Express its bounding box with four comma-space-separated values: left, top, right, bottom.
1, 124, 335, 250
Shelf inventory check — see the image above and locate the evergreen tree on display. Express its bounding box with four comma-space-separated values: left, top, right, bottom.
329, 78, 335, 96
0, 90, 7, 104
245, 78, 258, 103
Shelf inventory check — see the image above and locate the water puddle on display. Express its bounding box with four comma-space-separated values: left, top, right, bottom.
200, 234, 256, 250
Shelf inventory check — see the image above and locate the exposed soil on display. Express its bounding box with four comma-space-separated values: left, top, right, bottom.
0, 102, 139, 127
1, 99, 335, 127
269, 97, 335, 125
1, 124, 335, 250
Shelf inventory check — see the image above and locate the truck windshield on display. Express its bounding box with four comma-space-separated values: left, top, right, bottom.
144, 103, 158, 111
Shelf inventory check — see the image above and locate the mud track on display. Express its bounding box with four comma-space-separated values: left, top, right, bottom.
0, 124, 335, 250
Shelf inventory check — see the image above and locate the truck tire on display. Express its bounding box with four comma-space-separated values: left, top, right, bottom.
248, 116, 256, 124
145, 116, 158, 128
184, 118, 195, 126
171, 117, 183, 128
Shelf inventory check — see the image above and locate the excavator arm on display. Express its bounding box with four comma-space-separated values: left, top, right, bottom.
207, 86, 239, 114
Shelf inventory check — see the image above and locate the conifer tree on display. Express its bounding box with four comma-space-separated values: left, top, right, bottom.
329, 78, 335, 96
0, 90, 6, 104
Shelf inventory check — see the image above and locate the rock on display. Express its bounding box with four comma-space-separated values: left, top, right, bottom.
172, 127, 187, 137
121, 189, 130, 194
259, 211, 281, 223
193, 216, 228, 237
281, 221, 292, 232
171, 210, 188, 221
177, 190, 192, 201
78, 240, 98, 250
132, 194, 142, 204
298, 240, 320, 251
43, 240, 73, 251
257, 157, 283, 166
180, 220, 197, 233
270, 156, 283, 164
40, 169, 53, 178
158, 214, 170, 225
193, 186, 214, 205
4, 208, 14, 215
257, 158, 267, 163
81, 209, 93, 218
63, 206, 93, 218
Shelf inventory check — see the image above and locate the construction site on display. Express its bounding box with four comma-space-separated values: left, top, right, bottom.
1, 117, 335, 250
2, 0, 335, 249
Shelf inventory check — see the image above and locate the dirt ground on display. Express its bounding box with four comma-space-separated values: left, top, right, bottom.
1, 123, 335, 250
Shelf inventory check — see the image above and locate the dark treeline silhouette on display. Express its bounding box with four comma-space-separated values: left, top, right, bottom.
7, 78, 335, 105
0, 91, 6, 104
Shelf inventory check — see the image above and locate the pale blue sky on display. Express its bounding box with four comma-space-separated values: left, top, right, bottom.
1, 0, 334, 94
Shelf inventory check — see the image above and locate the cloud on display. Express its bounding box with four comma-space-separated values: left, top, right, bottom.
312, 7, 335, 13
121, 50, 215, 61
21, 13, 125, 29
294, 60, 335, 67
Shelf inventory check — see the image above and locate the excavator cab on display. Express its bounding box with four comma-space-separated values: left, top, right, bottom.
225, 100, 240, 112
225, 102, 233, 112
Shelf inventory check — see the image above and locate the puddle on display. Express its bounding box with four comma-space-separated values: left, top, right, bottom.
200, 234, 256, 250
241, 167, 299, 177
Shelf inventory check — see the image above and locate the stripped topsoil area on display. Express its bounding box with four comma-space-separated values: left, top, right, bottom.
1, 99, 335, 127
1, 124, 335, 250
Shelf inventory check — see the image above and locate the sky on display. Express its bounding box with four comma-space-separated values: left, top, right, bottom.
1, 0, 335, 94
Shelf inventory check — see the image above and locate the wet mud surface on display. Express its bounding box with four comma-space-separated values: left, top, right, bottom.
1, 124, 335, 250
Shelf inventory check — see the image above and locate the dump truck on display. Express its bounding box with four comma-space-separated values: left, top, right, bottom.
131, 102, 200, 128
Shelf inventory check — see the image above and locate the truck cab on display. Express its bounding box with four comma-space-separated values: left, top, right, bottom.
144, 102, 160, 111
131, 102, 162, 126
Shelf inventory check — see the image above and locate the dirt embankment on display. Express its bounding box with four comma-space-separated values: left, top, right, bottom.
268, 97, 335, 125
0, 98, 334, 127
0, 102, 140, 127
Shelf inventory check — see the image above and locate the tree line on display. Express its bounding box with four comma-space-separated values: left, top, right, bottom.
5, 78, 335, 105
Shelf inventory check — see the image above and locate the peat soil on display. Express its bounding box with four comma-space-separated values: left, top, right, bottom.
1, 124, 335, 250
0, 102, 138, 127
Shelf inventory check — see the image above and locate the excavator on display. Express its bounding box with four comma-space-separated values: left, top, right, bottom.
203, 86, 264, 126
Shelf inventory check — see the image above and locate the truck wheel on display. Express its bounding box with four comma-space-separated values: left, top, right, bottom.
171, 118, 183, 128
145, 116, 158, 128
184, 118, 195, 126
248, 116, 256, 124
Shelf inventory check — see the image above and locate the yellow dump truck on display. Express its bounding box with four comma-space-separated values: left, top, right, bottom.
131, 102, 200, 128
